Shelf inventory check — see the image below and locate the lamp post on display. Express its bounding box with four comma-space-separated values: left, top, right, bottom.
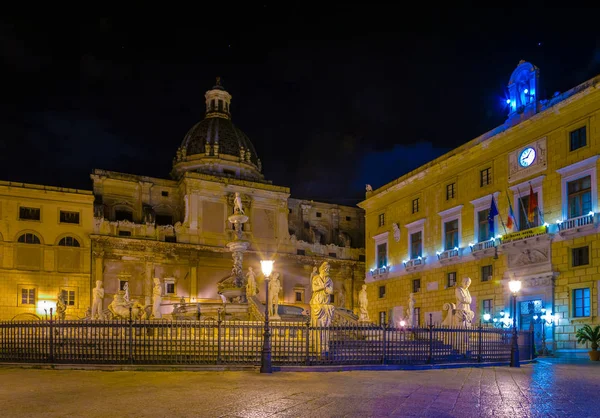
260, 260, 274, 373
508, 279, 522, 367
533, 308, 555, 356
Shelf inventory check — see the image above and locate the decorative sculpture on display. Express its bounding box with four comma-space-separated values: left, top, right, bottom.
407, 293, 415, 327
268, 271, 281, 319
392, 223, 400, 243
56, 292, 67, 320
123, 282, 130, 303
442, 277, 475, 328
338, 231, 351, 248
366, 184, 373, 192
152, 277, 163, 319
91, 280, 105, 320
245, 267, 257, 297
233, 192, 244, 215
183, 195, 190, 225
358, 284, 370, 322
108, 292, 146, 320
310, 261, 335, 327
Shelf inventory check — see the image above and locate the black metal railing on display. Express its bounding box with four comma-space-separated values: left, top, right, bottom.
0, 319, 534, 366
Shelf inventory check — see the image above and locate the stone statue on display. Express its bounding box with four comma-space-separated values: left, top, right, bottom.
246, 267, 257, 297
337, 288, 346, 309
152, 277, 163, 319
366, 184, 373, 192
310, 266, 318, 281
407, 293, 415, 327
108, 292, 146, 320
310, 261, 335, 327
442, 277, 474, 328
338, 231, 351, 248
56, 292, 67, 320
358, 284, 369, 322
268, 271, 281, 319
183, 195, 190, 225
234, 192, 244, 215
123, 282, 130, 303
392, 223, 400, 243
92, 280, 105, 320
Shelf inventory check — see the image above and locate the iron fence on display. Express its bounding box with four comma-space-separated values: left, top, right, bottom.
0, 319, 534, 366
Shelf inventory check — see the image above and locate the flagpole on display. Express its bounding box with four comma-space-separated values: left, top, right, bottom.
497, 201, 508, 235
528, 181, 544, 225
516, 187, 531, 229
506, 189, 518, 231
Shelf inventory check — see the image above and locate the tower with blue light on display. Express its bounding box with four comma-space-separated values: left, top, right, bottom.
506, 60, 540, 125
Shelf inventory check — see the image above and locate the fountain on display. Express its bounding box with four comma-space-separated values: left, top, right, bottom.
218, 192, 250, 303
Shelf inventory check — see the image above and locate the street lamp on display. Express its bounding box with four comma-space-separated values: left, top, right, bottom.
533, 308, 555, 356
260, 260, 274, 373
508, 279, 522, 367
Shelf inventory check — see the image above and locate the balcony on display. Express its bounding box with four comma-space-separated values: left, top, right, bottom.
470, 239, 497, 259
369, 266, 389, 279
437, 248, 462, 265
557, 213, 596, 237
500, 225, 550, 250
404, 257, 425, 272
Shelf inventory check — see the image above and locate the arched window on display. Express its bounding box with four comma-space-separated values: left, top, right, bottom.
18, 233, 41, 244
58, 236, 80, 247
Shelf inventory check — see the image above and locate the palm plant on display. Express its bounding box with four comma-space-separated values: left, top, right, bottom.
575, 324, 600, 351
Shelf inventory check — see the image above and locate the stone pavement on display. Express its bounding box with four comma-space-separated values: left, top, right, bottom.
1, 360, 599, 417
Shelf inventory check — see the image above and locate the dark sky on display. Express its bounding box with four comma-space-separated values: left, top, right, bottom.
2, 7, 600, 206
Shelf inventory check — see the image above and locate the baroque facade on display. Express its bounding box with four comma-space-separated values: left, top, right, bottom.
0, 79, 365, 320
359, 61, 600, 357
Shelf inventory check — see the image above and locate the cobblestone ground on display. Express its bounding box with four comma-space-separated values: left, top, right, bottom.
1, 359, 599, 417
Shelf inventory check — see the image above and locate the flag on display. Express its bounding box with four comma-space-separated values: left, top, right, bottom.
506, 194, 517, 230
488, 196, 499, 237
527, 184, 538, 223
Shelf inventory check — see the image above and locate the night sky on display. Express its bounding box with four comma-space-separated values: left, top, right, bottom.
2, 8, 600, 206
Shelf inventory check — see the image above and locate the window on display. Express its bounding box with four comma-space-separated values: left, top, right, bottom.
165, 236, 177, 243
482, 299, 493, 315
346, 216, 351, 221
572, 246, 590, 267
444, 219, 459, 251
567, 176, 592, 219
61, 290, 76, 306
481, 265, 493, 282
21, 288, 35, 305
328, 252, 337, 258
573, 288, 591, 317
480, 168, 491, 187
446, 183, 456, 200
115, 209, 133, 222
359, 255, 365, 262
119, 280, 129, 291
378, 213, 385, 227
569, 126, 586, 151
376, 243, 387, 268
18, 233, 40, 244
296, 249, 306, 256
165, 282, 176, 295
412, 279, 421, 293
316, 212, 322, 218
477, 209, 491, 241
410, 231, 422, 259
218, 99, 223, 111
378, 285, 386, 298
58, 236, 80, 247
412, 198, 420, 214
155, 214, 173, 226
447, 272, 457, 288
118, 230, 132, 237
211, 99, 215, 110
517, 193, 540, 230
289, 208, 292, 214
379, 311, 387, 326
19, 206, 40, 221
161, 191, 169, 197
59, 210, 79, 224
295, 291, 303, 302
414, 307, 421, 326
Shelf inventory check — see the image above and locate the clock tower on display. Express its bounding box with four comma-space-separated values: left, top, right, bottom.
506, 60, 540, 126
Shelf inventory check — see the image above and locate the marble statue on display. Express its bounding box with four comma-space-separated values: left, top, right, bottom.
123, 282, 130, 303
358, 284, 370, 322
234, 192, 244, 215
91, 280, 105, 320
442, 277, 474, 328
310, 261, 335, 327
152, 277, 163, 319
392, 223, 400, 243
337, 288, 346, 308
246, 267, 257, 297
183, 195, 190, 225
56, 292, 67, 320
268, 271, 281, 319
366, 184, 373, 192
407, 293, 415, 327
310, 266, 318, 281
108, 292, 146, 320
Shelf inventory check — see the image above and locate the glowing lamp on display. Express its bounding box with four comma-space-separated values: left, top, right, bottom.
524, 88, 529, 94
543, 222, 548, 227
589, 211, 594, 216
37, 300, 57, 315
506, 99, 511, 104
483, 313, 491, 321
399, 320, 406, 327
499, 310, 505, 317
417, 256, 422, 260
556, 219, 561, 224
509, 279, 522, 294
260, 260, 274, 277
533, 315, 538, 320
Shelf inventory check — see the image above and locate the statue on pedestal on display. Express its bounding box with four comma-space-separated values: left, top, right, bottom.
234, 192, 245, 215
268, 271, 281, 319
92, 280, 105, 320
246, 267, 257, 298
310, 261, 335, 327
123, 282, 130, 303
358, 284, 370, 322
407, 293, 415, 327
56, 292, 67, 320
108, 292, 146, 320
152, 277, 163, 319
442, 277, 474, 328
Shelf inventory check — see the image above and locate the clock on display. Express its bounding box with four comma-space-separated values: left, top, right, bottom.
518, 147, 536, 167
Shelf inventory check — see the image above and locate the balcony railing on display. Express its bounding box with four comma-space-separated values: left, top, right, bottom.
437, 248, 460, 262
470, 239, 497, 253
369, 266, 388, 277
404, 257, 424, 270
557, 213, 595, 233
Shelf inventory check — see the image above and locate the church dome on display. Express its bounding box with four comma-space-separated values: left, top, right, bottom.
171, 78, 264, 181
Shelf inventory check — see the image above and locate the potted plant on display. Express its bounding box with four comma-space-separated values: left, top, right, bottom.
575, 324, 600, 361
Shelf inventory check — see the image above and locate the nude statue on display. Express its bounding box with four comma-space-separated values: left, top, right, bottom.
246, 267, 257, 297
152, 277, 162, 319
234, 192, 244, 215
358, 284, 370, 322
91, 280, 105, 320
268, 271, 281, 319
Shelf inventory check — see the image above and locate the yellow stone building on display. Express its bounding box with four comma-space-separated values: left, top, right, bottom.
0, 79, 365, 321
359, 61, 600, 357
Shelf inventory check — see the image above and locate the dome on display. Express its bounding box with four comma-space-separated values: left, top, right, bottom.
171, 78, 264, 181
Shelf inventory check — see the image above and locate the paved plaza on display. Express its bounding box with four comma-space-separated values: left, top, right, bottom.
1, 360, 599, 417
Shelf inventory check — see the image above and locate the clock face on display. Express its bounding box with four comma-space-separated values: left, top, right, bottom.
519, 147, 536, 167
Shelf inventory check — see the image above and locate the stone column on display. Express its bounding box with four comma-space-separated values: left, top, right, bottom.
92, 250, 104, 310
331, 208, 340, 245
144, 258, 153, 306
